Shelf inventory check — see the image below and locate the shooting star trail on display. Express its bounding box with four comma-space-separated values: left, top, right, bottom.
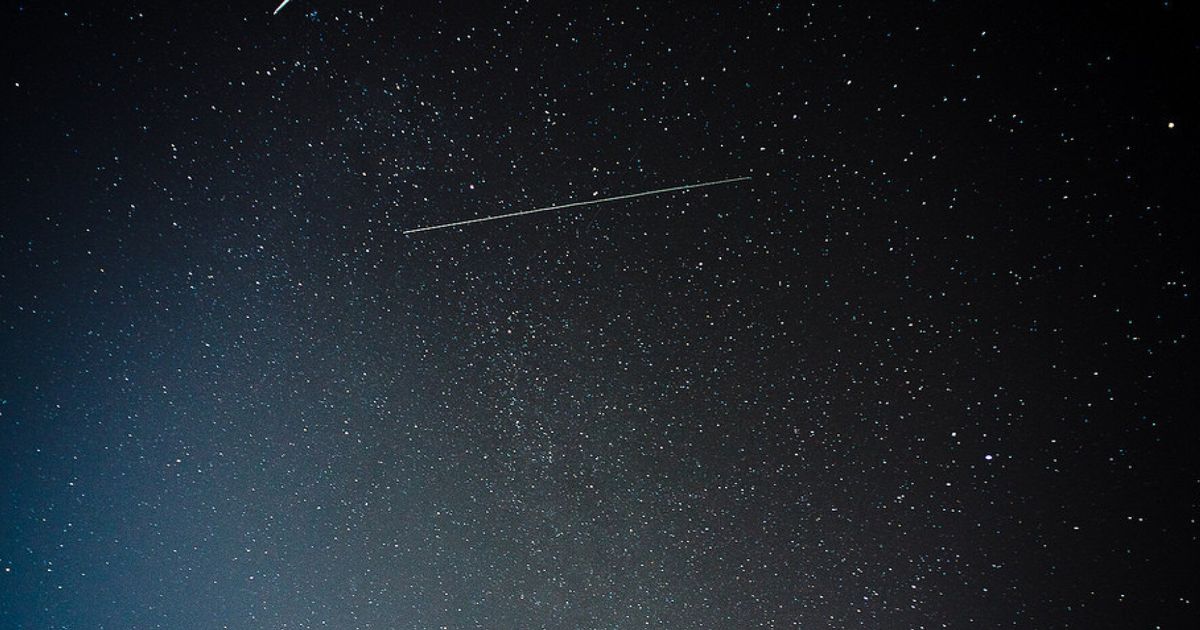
273, 0, 293, 15
402, 176, 751, 235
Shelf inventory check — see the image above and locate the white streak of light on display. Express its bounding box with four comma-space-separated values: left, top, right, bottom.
402, 176, 751, 235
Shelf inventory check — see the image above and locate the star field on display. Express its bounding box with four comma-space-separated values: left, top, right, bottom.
1, 2, 1196, 628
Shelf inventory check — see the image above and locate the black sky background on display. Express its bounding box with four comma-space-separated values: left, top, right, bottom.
1, 1, 1197, 627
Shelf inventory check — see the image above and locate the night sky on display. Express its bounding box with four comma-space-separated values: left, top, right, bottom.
1, 2, 1196, 628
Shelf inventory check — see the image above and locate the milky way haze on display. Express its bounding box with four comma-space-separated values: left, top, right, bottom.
1, 2, 1196, 628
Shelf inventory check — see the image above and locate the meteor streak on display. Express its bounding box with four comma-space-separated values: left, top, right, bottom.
273, 0, 293, 15
402, 176, 751, 235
